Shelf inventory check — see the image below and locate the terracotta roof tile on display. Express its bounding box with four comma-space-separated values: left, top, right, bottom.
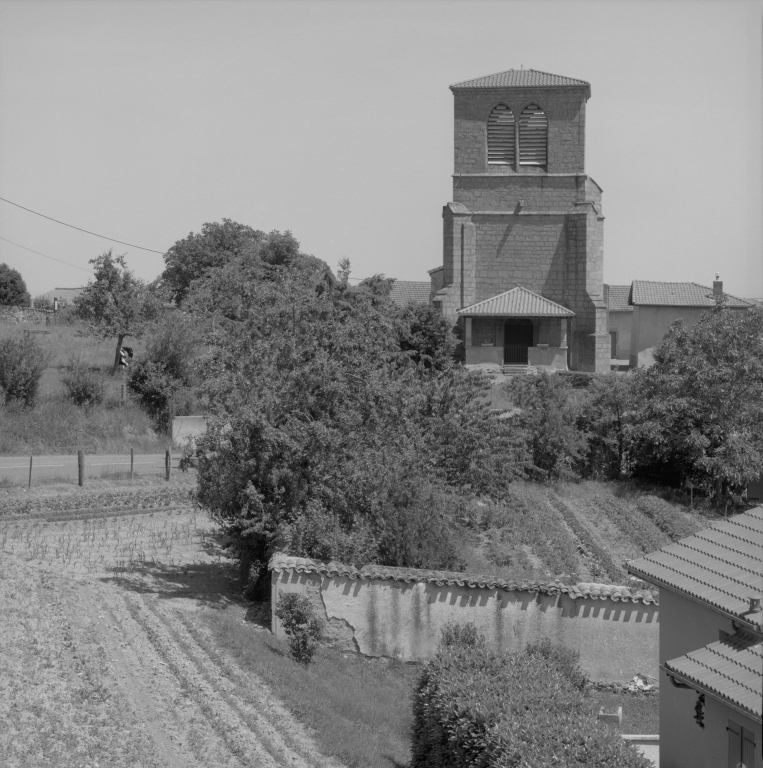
629, 281, 751, 308
451, 69, 589, 90
665, 631, 763, 720
269, 554, 657, 604
605, 285, 633, 312
458, 286, 575, 317
627, 507, 763, 630
388, 280, 430, 307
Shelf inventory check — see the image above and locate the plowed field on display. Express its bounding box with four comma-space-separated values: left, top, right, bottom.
0, 506, 344, 768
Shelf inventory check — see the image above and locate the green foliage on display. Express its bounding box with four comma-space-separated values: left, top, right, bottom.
128, 315, 199, 432
61, 356, 106, 407
0, 334, 49, 406
161, 220, 304, 304
633, 306, 763, 496
0, 263, 30, 307
412, 625, 651, 768
32, 294, 54, 310
74, 251, 161, 374
507, 372, 588, 480
396, 302, 459, 371
274, 592, 324, 664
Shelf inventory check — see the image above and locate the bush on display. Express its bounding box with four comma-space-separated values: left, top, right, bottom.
0, 263, 31, 307
61, 357, 106, 407
32, 294, 54, 311
0, 335, 49, 406
411, 624, 651, 768
274, 592, 324, 664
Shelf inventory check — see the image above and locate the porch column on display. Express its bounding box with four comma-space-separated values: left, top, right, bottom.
464, 317, 472, 347
560, 318, 568, 349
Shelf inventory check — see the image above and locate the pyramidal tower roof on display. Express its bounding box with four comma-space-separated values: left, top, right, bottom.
451, 68, 590, 93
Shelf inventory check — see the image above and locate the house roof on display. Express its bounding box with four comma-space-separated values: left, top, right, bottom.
41, 287, 86, 303
629, 281, 752, 308
627, 507, 763, 630
606, 285, 633, 313
451, 69, 590, 90
388, 280, 430, 306
665, 631, 763, 721
458, 286, 575, 317
269, 554, 657, 604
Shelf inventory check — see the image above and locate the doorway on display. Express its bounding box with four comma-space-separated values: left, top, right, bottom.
503, 319, 534, 364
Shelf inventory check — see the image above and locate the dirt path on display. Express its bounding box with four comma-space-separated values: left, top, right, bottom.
0, 509, 344, 768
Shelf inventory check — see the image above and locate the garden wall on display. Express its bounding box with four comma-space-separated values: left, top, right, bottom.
0, 305, 54, 324
269, 554, 659, 683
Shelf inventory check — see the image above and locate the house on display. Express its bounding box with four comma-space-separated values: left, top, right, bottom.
627, 507, 763, 768
628, 279, 753, 368
429, 68, 610, 373
605, 284, 633, 362
40, 286, 86, 308
388, 280, 430, 307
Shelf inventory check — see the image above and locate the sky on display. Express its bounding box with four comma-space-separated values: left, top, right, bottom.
0, 0, 761, 299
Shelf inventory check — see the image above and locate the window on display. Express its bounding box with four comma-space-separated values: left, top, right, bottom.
519, 103, 548, 166
487, 104, 515, 165
728, 720, 756, 768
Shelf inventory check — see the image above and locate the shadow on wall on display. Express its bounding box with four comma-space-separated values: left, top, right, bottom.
269, 555, 659, 684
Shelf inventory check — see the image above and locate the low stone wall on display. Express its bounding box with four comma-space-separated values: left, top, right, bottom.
0, 305, 54, 324
270, 555, 659, 683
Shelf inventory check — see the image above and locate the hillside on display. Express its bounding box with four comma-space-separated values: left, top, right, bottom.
461, 480, 724, 588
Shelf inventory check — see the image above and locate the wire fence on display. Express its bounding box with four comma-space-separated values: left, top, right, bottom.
0, 449, 184, 489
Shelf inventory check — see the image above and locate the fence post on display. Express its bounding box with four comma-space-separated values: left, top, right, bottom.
165, 449, 171, 482
28, 456, 33, 490
130, 447, 134, 480
78, 450, 85, 487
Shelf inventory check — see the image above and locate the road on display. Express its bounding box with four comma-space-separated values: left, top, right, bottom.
0, 453, 184, 485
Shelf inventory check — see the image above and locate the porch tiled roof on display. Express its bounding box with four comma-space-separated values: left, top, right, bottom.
269, 554, 656, 603
451, 69, 589, 90
388, 280, 430, 306
458, 286, 575, 317
665, 631, 763, 721
627, 507, 763, 630
629, 281, 752, 308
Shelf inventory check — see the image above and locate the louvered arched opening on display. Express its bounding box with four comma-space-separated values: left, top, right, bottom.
487, 104, 515, 165
519, 103, 548, 166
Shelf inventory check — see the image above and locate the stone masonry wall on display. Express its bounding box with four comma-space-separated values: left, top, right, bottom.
271, 566, 659, 683
453, 86, 588, 175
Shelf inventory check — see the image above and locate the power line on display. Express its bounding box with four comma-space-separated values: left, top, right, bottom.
0, 235, 93, 273
0, 196, 164, 254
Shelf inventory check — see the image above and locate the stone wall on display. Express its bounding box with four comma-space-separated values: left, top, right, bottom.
270, 555, 659, 683
0, 305, 56, 324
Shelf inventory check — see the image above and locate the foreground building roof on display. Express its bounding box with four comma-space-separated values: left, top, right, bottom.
458, 286, 575, 318
451, 69, 590, 90
628, 507, 763, 631
388, 280, 430, 306
629, 281, 752, 308
269, 554, 656, 603
665, 630, 763, 722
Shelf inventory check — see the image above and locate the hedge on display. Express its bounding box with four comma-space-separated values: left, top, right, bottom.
411, 627, 651, 768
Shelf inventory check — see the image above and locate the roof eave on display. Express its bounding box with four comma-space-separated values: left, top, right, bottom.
450, 83, 591, 99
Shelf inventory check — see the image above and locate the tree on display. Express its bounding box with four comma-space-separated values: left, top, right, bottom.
74, 251, 160, 375
396, 302, 459, 371
161, 219, 305, 304
0, 263, 30, 307
632, 305, 763, 500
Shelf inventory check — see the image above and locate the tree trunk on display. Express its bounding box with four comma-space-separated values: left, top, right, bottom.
111, 333, 126, 376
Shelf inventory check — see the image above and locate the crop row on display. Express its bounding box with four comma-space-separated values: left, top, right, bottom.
592, 495, 668, 555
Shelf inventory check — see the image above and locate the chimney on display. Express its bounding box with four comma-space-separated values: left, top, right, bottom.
713, 273, 723, 300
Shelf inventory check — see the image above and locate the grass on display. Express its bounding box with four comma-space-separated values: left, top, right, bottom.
198, 606, 417, 768
594, 691, 659, 734
0, 321, 167, 455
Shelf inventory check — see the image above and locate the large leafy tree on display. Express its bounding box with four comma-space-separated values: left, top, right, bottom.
0, 263, 31, 307
185, 256, 526, 592
161, 219, 302, 304
74, 250, 161, 375
633, 305, 763, 498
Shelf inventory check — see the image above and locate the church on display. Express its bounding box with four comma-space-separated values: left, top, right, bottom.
429, 69, 611, 373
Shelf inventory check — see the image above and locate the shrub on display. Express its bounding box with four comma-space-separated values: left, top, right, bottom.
32, 294, 54, 311
0, 263, 31, 307
274, 592, 324, 664
411, 624, 651, 768
61, 357, 106, 407
0, 335, 49, 406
